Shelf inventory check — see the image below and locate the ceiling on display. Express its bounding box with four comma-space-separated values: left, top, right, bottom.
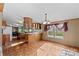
3, 3, 79, 26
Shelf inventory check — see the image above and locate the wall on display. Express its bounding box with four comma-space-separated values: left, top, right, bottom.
3, 27, 12, 41
43, 19, 79, 47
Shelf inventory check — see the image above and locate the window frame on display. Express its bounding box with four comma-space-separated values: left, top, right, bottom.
47, 24, 64, 40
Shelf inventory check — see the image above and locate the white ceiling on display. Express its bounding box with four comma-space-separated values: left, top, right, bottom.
3, 3, 79, 26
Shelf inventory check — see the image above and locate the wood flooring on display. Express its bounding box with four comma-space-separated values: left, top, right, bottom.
3, 40, 79, 56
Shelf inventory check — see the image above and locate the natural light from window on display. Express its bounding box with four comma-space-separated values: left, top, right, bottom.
47, 24, 64, 39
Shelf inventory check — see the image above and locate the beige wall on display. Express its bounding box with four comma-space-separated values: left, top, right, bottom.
42, 19, 79, 47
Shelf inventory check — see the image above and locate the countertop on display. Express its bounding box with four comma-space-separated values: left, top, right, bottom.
25, 32, 42, 34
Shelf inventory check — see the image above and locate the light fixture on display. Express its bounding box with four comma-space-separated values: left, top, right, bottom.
43, 13, 50, 24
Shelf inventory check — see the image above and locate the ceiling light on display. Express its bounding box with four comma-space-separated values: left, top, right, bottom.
43, 13, 50, 24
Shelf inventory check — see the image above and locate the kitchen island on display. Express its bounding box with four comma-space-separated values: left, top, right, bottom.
25, 32, 42, 44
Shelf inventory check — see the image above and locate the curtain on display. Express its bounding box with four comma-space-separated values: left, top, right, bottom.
44, 22, 68, 32
63, 22, 68, 31
54, 22, 68, 32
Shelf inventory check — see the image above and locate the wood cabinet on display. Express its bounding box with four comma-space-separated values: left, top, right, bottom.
32, 23, 42, 29
0, 35, 2, 43
25, 34, 28, 41
27, 33, 42, 44
0, 20, 2, 28
0, 20, 7, 27
2, 34, 10, 46
24, 17, 32, 29
2, 20, 7, 26
0, 3, 4, 12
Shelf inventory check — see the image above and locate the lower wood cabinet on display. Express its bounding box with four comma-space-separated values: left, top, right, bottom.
27, 33, 42, 43
2, 34, 10, 46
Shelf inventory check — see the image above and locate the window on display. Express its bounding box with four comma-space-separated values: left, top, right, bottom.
18, 26, 24, 33
48, 25, 55, 38
48, 24, 64, 39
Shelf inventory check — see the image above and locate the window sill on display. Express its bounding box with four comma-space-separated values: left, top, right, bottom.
48, 35, 64, 40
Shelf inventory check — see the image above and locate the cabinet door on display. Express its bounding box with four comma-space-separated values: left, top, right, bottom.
24, 17, 32, 29
28, 33, 42, 43
2, 20, 7, 26
0, 3, 4, 12
2, 34, 10, 46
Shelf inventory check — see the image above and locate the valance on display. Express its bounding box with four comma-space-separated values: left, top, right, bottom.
44, 22, 68, 32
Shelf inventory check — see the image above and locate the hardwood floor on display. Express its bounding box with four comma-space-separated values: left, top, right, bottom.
3, 40, 79, 56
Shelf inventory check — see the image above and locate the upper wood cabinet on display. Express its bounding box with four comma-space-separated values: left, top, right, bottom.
0, 3, 4, 12
24, 17, 32, 29
32, 23, 42, 29
0, 20, 2, 27
0, 3, 4, 27
2, 20, 7, 26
